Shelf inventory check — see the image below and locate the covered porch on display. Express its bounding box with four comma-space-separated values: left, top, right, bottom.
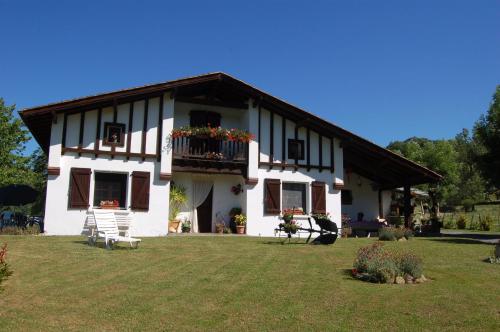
341, 138, 442, 229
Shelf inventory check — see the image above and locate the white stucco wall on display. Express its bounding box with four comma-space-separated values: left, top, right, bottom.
341, 171, 392, 221
44, 154, 170, 236
245, 168, 342, 237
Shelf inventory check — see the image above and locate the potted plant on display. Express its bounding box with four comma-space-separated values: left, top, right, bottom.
181, 220, 191, 233
169, 184, 187, 233
282, 209, 294, 223
234, 214, 247, 234
229, 207, 242, 233
215, 223, 225, 234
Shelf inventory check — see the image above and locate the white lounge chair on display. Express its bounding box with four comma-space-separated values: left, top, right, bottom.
91, 210, 141, 249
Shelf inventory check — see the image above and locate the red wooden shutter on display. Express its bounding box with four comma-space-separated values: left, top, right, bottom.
264, 179, 281, 215
69, 168, 91, 209
311, 181, 326, 214
131, 171, 150, 210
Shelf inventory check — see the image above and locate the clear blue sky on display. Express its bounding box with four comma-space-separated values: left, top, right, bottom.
1, 0, 499, 155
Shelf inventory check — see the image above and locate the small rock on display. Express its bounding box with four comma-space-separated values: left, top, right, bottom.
398, 237, 407, 242
420, 274, 427, 282
404, 275, 413, 284
395, 276, 405, 284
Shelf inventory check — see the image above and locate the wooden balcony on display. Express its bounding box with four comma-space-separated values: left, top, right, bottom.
171, 137, 248, 175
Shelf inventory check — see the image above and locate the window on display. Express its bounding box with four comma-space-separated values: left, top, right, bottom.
93, 172, 128, 208
282, 182, 306, 212
288, 139, 304, 160
341, 190, 353, 205
103, 122, 126, 147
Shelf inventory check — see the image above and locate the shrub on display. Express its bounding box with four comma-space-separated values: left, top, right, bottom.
0, 243, 12, 290
396, 251, 423, 278
378, 227, 396, 241
394, 228, 405, 240
353, 243, 424, 283
0, 225, 40, 235
403, 228, 413, 240
456, 215, 467, 229
462, 199, 475, 212
468, 218, 480, 231
354, 243, 397, 282
479, 215, 493, 231
443, 218, 455, 229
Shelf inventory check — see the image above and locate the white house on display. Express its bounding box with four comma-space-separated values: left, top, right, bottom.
20, 73, 441, 236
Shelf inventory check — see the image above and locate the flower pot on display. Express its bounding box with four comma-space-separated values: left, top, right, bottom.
182, 227, 191, 233
169, 220, 180, 233
236, 225, 246, 234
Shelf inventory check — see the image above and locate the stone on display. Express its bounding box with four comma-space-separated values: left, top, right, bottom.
404, 275, 414, 284
395, 276, 405, 284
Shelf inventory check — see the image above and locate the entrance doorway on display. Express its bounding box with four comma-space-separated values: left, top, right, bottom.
197, 187, 213, 233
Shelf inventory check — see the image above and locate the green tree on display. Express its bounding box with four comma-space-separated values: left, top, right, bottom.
387, 137, 460, 206
453, 129, 486, 203
0, 98, 32, 187
474, 86, 500, 189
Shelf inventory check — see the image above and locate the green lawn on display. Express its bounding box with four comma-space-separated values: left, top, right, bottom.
0, 236, 499, 331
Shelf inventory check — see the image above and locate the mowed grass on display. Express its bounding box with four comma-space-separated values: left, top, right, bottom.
0, 236, 499, 331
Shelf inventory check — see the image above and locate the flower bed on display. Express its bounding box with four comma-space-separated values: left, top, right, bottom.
171, 126, 254, 143
352, 242, 427, 284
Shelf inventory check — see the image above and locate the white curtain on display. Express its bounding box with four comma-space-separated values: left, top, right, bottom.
191, 181, 213, 233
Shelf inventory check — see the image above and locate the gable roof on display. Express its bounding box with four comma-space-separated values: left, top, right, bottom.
19, 72, 442, 188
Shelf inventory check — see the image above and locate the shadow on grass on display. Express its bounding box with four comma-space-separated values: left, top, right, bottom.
425, 238, 496, 245
261, 240, 309, 246
72, 240, 137, 250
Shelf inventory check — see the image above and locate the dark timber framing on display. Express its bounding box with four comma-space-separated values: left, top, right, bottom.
269, 110, 274, 164
318, 134, 323, 172
22, 72, 441, 188
330, 137, 334, 173
281, 116, 286, 170
306, 127, 311, 171
61, 113, 68, 151
62, 147, 156, 160
257, 105, 261, 164
94, 108, 102, 157
156, 95, 164, 162
294, 125, 299, 166
141, 98, 149, 161
126, 102, 133, 159
78, 111, 85, 156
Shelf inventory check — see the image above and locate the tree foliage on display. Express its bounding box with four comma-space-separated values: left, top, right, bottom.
474, 85, 500, 189
0, 98, 33, 187
387, 137, 461, 205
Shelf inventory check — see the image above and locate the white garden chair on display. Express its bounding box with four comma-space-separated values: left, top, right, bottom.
90, 210, 141, 249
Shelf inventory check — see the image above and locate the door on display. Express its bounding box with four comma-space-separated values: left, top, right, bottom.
197, 187, 213, 233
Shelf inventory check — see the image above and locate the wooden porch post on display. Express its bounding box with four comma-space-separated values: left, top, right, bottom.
378, 189, 384, 219
403, 185, 411, 227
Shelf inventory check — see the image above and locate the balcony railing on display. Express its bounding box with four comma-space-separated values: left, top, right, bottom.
172, 136, 248, 164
